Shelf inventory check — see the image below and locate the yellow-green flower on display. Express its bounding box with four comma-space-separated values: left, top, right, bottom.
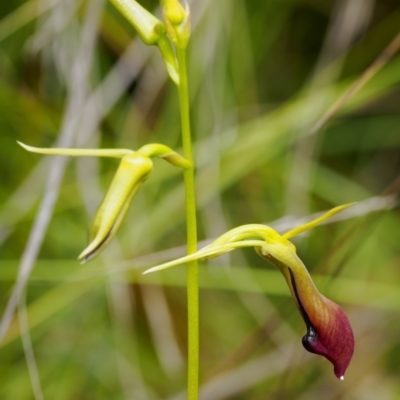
109, 0, 165, 45
108, 0, 180, 83
18, 142, 190, 263
144, 204, 355, 379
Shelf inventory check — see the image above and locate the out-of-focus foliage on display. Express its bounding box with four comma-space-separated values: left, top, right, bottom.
0, 0, 400, 399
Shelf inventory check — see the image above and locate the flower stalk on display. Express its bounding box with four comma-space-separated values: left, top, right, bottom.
176, 45, 199, 399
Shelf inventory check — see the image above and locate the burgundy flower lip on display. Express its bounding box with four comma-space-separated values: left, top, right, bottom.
288, 267, 354, 379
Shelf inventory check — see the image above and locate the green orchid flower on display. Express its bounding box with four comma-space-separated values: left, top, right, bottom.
144, 203, 355, 379
108, 0, 180, 84
18, 142, 190, 263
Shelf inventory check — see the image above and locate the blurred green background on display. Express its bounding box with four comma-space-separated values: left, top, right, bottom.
1, 0, 400, 398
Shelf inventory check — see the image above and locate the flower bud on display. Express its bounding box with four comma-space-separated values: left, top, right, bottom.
161, 0, 186, 25
161, 0, 190, 49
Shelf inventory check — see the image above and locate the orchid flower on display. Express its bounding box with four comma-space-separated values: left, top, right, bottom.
108, 0, 186, 84
18, 141, 190, 263
144, 203, 355, 379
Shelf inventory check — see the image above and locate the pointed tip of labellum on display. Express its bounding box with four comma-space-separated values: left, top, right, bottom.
301, 297, 354, 379
77, 252, 90, 264
77, 227, 114, 264
77, 248, 93, 264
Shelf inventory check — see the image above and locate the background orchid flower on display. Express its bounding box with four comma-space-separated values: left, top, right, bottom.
18, 142, 190, 262
108, 0, 180, 83
144, 203, 355, 379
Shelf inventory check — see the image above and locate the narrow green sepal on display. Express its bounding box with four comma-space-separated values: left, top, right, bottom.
157, 35, 180, 84
18, 141, 134, 158
282, 202, 356, 239
143, 240, 266, 274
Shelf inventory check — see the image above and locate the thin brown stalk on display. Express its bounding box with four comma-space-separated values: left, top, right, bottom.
309, 30, 400, 136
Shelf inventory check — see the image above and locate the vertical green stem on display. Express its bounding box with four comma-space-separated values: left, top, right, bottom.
176, 48, 199, 399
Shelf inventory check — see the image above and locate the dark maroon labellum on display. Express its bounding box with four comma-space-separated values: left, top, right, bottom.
289, 268, 354, 379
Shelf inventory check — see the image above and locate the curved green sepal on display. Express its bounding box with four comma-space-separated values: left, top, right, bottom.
138, 143, 191, 168
203, 224, 291, 259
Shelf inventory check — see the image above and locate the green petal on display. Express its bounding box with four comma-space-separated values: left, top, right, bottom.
282, 203, 356, 239
143, 239, 266, 274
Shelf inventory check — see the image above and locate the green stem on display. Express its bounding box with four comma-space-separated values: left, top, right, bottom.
176, 47, 199, 399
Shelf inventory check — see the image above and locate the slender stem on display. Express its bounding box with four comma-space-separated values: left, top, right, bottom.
176, 47, 199, 400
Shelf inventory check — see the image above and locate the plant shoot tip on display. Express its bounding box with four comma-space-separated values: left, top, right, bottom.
142, 268, 154, 275
77, 256, 86, 265
17, 141, 30, 150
